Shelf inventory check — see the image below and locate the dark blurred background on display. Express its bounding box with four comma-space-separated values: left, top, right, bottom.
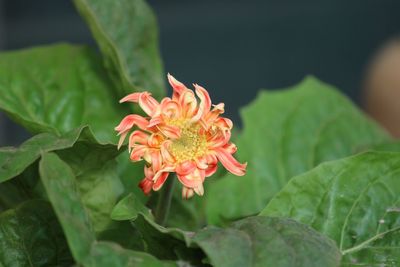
1, 0, 400, 146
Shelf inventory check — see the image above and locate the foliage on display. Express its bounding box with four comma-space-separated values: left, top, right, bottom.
0, 0, 398, 266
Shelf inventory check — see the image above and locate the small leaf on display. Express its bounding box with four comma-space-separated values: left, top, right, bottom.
83, 241, 177, 267
261, 151, 400, 266
111, 193, 152, 221
206, 77, 390, 225
193, 216, 341, 267
0, 199, 73, 266
0, 43, 126, 143
74, 0, 165, 99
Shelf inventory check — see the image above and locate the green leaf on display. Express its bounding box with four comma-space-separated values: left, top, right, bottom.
0, 199, 73, 266
111, 193, 152, 221
260, 152, 400, 266
39, 153, 95, 262
0, 43, 126, 143
73, 0, 165, 99
0, 125, 124, 233
55, 139, 123, 232
39, 153, 176, 265
133, 214, 205, 265
0, 127, 98, 183
83, 241, 177, 267
205, 77, 390, 225
193, 216, 341, 267
116, 153, 148, 203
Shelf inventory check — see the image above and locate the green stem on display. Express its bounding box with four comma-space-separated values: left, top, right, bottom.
154, 175, 176, 226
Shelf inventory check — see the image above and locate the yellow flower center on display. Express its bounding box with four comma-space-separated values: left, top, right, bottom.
168, 119, 208, 163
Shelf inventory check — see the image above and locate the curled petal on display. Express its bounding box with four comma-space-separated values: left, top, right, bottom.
157, 125, 181, 139
139, 177, 153, 195
205, 164, 218, 177
195, 157, 208, 169
182, 187, 195, 199
139, 92, 159, 116
179, 90, 197, 117
215, 147, 247, 176
191, 83, 212, 122
193, 183, 204, 196
130, 145, 147, 161
152, 172, 169, 191
223, 143, 237, 154
177, 168, 205, 188
115, 114, 149, 133
117, 131, 128, 150
148, 133, 164, 147
128, 131, 149, 152
150, 151, 162, 172
205, 154, 218, 165
168, 73, 188, 100
160, 141, 175, 164
148, 115, 163, 128
144, 165, 154, 178
202, 103, 225, 129
119, 92, 141, 103
208, 129, 231, 148
161, 99, 181, 119
176, 160, 197, 176
214, 117, 233, 130
152, 166, 175, 182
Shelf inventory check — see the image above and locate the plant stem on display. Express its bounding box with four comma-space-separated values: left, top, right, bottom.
154, 175, 176, 226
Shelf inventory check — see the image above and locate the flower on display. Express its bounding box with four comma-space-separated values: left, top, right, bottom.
115, 74, 247, 199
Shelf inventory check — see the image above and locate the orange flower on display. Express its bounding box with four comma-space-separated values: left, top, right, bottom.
115, 74, 247, 199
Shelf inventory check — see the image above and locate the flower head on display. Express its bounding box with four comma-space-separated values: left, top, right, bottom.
115, 74, 247, 199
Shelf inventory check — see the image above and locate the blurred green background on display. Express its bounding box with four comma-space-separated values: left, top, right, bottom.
1, 0, 399, 145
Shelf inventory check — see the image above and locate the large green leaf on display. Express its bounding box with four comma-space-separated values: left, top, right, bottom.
55, 139, 123, 232
193, 216, 341, 267
0, 127, 99, 183
83, 241, 176, 267
39, 153, 95, 262
0, 43, 125, 143
39, 153, 178, 266
0, 199, 73, 266
260, 152, 400, 266
125, 213, 340, 267
206, 77, 390, 225
0, 126, 124, 232
73, 0, 165, 99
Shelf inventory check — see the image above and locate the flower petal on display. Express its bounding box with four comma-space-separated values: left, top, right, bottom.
215, 147, 247, 176
117, 131, 128, 150
139, 92, 159, 116
119, 92, 141, 103
157, 125, 181, 139
179, 90, 197, 118
130, 145, 148, 161
193, 183, 204, 196
191, 83, 212, 122
177, 168, 205, 188
176, 160, 197, 176
152, 172, 169, 191
139, 177, 153, 195
182, 187, 195, 199
160, 141, 175, 164
168, 73, 188, 100
208, 129, 231, 148
115, 114, 149, 133
205, 164, 218, 177
128, 131, 149, 152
